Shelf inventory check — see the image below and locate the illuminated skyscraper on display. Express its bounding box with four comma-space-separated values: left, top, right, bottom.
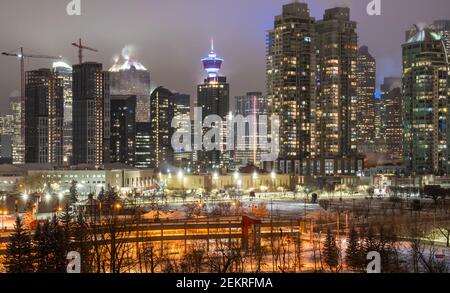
402, 24, 450, 175
110, 95, 136, 165
10, 96, 24, 164
267, 2, 317, 174
135, 122, 151, 169
373, 97, 384, 151
381, 77, 402, 159
0, 115, 14, 135
150, 86, 174, 169
171, 94, 192, 167
356, 46, 376, 154
234, 92, 268, 168
433, 20, 450, 58
72, 62, 110, 166
53, 61, 73, 165
197, 41, 230, 171
198, 41, 229, 118
25, 68, 64, 164
109, 57, 151, 123
316, 7, 358, 159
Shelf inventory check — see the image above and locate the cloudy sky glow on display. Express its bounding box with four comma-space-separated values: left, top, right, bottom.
0, 0, 449, 111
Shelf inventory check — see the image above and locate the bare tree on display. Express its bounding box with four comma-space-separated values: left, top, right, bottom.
180, 244, 206, 273
140, 243, 160, 273
88, 212, 136, 273
436, 224, 450, 248
206, 239, 242, 273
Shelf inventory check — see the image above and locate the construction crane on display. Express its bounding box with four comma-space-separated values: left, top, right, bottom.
71, 38, 98, 64
1, 47, 62, 158
2, 46, 62, 104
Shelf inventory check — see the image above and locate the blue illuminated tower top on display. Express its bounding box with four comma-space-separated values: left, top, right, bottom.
202, 40, 223, 78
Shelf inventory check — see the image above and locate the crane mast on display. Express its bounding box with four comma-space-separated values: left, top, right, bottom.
71, 38, 98, 64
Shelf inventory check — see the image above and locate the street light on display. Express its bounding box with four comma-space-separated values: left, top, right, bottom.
304, 187, 311, 218
177, 170, 185, 192
1, 210, 6, 230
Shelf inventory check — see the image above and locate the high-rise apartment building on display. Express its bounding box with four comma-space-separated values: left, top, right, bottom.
72, 62, 110, 166
234, 92, 268, 168
10, 96, 24, 164
171, 94, 192, 167
110, 95, 136, 165
356, 46, 376, 153
381, 77, 403, 159
0, 114, 14, 163
267, 2, 317, 174
135, 122, 151, 169
53, 61, 73, 165
316, 7, 358, 159
402, 24, 450, 175
150, 86, 174, 169
266, 4, 363, 176
24, 68, 64, 164
433, 20, 450, 58
373, 97, 384, 152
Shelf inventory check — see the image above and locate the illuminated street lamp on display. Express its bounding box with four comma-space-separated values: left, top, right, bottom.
270, 171, 277, 190
1, 209, 6, 230
304, 187, 311, 218
177, 170, 185, 191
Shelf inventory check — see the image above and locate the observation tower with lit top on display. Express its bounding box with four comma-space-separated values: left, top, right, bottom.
197, 40, 230, 171
201, 40, 224, 78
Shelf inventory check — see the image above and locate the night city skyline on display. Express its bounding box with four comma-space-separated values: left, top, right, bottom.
0, 0, 450, 112
1, 0, 450, 280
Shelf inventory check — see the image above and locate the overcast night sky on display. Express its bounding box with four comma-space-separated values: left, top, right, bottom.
0, 0, 450, 112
